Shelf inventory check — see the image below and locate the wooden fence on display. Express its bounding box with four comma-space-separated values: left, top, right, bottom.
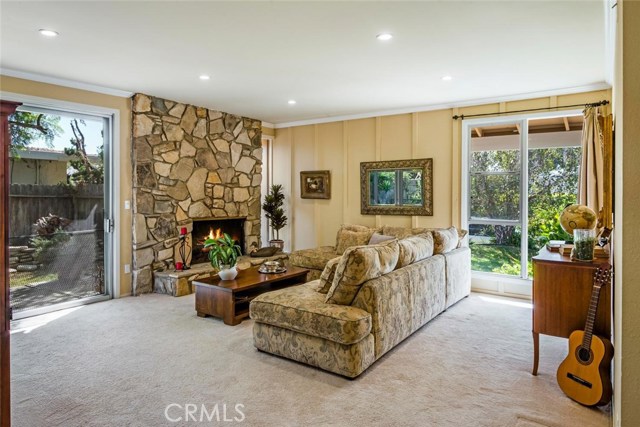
9, 184, 104, 242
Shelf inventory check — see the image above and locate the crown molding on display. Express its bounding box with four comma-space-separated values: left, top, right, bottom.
274, 82, 611, 128
261, 121, 275, 129
0, 68, 134, 98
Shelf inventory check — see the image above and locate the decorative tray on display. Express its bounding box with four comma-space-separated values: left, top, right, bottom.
258, 266, 287, 274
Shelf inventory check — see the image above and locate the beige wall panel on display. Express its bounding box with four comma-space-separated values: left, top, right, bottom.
261, 126, 275, 137
315, 122, 344, 246
272, 127, 293, 251
380, 114, 412, 161
380, 216, 413, 228
0, 75, 133, 296
376, 114, 413, 228
292, 125, 316, 250
558, 90, 610, 105
414, 109, 453, 228
346, 118, 377, 227
506, 97, 550, 111
458, 103, 500, 117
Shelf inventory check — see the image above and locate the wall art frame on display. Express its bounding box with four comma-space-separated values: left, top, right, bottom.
300, 170, 331, 199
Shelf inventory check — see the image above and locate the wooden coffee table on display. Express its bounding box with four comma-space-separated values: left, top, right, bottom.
193, 265, 309, 325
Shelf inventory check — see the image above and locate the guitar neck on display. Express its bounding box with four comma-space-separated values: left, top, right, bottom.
582, 266, 611, 350
581, 284, 602, 350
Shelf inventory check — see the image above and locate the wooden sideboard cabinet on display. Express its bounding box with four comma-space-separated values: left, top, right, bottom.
531, 249, 611, 375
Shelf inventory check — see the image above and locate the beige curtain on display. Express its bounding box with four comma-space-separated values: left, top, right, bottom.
578, 106, 604, 219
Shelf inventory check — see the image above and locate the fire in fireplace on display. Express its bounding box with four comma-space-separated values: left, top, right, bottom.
191, 218, 246, 265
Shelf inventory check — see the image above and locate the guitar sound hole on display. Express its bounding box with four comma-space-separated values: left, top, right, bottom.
577, 347, 593, 364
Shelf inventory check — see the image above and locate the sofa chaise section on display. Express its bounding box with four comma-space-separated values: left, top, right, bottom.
251, 281, 375, 378
251, 252, 456, 378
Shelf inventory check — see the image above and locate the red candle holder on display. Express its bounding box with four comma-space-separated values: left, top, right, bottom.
180, 227, 188, 235
175, 261, 183, 271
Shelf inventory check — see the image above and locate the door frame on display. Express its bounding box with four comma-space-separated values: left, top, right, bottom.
1, 100, 22, 427
0, 91, 122, 303
261, 135, 273, 245
461, 109, 584, 296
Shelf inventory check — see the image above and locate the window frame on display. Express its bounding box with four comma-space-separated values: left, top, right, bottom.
461, 109, 583, 292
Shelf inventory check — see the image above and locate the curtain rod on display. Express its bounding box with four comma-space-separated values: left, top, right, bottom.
451, 100, 609, 120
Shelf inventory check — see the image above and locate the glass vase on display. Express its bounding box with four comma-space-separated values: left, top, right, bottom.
573, 229, 596, 261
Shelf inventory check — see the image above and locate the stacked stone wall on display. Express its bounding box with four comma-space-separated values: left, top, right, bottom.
132, 93, 262, 294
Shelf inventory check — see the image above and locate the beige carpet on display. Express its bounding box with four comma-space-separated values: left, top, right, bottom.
10, 292, 610, 427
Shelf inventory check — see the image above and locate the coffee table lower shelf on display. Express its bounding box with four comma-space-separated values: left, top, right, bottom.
194, 266, 308, 326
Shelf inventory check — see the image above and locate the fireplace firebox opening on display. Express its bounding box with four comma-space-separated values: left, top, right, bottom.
191, 217, 246, 265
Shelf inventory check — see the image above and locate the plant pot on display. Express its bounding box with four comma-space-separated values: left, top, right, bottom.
269, 239, 284, 250
218, 265, 238, 281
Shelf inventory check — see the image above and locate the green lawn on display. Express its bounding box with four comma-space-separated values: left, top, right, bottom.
10, 272, 58, 288
470, 244, 533, 277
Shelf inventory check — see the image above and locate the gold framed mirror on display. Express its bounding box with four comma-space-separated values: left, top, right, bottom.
360, 158, 433, 216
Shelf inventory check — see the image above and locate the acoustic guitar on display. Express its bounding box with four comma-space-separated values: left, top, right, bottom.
556, 266, 613, 406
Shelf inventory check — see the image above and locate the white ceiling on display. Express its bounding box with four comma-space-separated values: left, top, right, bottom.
0, 1, 607, 125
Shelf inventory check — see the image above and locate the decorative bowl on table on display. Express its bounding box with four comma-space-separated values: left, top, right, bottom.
258, 261, 286, 274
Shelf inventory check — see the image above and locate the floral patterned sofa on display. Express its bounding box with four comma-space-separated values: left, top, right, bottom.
250, 225, 470, 378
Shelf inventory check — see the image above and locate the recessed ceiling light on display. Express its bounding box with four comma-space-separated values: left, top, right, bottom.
199, 75, 211, 80
38, 29, 59, 37
376, 33, 393, 41
288, 100, 297, 105
442, 75, 453, 81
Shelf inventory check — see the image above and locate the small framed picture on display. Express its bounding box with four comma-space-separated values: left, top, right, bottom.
300, 170, 331, 199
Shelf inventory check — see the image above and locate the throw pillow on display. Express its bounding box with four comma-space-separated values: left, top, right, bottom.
457, 229, 469, 248
334, 224, 377, 248
431, 226, 460, 254
382, 226, 429, 239
325, 240, 399, 306
396, 233, 434, 269
368, 233, 396, 245
336, 229, 374, 255
317, 256, 342, 294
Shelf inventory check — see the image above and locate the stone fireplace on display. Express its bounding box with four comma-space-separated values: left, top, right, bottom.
190, 217, 247, 265
131, 93, 262, 295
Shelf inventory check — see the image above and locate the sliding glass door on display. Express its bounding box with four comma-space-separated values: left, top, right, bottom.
464, 119, 528, 280
462, 111, 583, 294
8, 105, 113, 318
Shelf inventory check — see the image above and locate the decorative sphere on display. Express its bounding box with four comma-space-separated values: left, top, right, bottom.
560, 204, 597, 234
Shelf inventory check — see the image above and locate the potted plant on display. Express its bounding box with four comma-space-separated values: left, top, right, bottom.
262, 184, 288, 249
204, 233, 242, 280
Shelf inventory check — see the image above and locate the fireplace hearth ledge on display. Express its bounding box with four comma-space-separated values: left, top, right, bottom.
153, 253, 288, 296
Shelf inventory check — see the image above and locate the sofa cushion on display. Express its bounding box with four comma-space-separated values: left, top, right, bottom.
431, 226, 460, 254
325, 240, 400, 306
336, 229, 375, 255
396, 233, 434, 269
250, 281, 372, 345
382, 226, 429, 239
318, 256, 342, 293
289, 246, 337, 270
368, 233, 396, 245
444, 247, 471, 308
335, 224, 379, 253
